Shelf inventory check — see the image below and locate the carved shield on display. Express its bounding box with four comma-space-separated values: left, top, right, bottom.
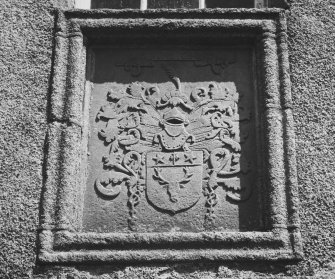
146, 151, 203, 213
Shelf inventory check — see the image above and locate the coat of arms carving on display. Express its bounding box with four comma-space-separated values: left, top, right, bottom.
95, 71, 252, 230
147, 151, 203, 213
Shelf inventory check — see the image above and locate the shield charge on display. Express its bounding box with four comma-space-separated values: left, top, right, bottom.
146, 151, 203, 213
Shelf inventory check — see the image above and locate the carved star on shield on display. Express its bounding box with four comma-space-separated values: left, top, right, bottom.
152, 153, 165, 165
184, 152, 197, 164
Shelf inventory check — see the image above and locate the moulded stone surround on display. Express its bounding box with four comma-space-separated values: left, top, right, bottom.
39, 8, 302, 263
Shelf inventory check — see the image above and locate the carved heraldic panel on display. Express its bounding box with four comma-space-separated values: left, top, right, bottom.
39, 9, 302, 263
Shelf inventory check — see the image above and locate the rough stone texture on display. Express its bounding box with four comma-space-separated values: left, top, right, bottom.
84, 47, 260, 233
286, 0, 335, 276
0, 1, 334, 279
38, 8, 302, 264
0, 1, 73, 278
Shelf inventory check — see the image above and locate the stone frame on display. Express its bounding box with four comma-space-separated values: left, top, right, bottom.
38, 8, 303, 263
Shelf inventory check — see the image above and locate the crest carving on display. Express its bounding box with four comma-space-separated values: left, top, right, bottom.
95, 71, 253, 230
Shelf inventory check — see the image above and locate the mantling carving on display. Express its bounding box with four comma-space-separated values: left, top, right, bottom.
95, 68, 252, 230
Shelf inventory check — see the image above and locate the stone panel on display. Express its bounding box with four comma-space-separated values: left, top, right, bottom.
2, 0, 335, 278
203, 0, 288, 8
83, 46, 261, 233
38, 9, 302, 264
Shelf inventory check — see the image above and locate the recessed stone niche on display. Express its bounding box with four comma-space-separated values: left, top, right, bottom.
39, 9, 303, 263
84, 45, 261, 233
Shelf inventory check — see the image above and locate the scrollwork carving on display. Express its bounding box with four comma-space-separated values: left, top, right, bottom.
95, 67, 253, 230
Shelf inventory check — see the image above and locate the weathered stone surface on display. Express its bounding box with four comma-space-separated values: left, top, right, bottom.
83, 46, 260, 233
0, 0, 334, 279
0, 1, 72, 278
36, 9, 301, 265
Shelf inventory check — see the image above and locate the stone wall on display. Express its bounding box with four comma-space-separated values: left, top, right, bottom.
0, 0, 334, 278
0, 1, 73, 278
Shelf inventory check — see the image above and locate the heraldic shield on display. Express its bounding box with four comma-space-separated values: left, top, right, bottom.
146, 151, 203, 213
